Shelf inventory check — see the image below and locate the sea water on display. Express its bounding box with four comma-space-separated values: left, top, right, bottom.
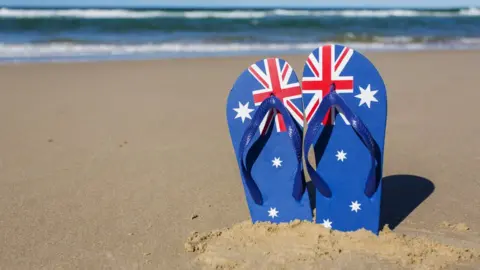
0, 6, 479, 63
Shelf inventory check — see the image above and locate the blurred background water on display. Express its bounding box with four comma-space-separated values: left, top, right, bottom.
0, 6, 479, 62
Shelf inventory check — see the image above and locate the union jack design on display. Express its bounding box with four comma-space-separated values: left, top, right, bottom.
302, 44, 355, 125
249, 58, 304, 134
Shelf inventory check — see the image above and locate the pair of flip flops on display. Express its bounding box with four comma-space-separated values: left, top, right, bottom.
226, 44, 387, 234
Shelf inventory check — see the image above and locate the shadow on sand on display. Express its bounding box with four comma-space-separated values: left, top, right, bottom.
380, 174, 435, 230
305, 174, 435, 230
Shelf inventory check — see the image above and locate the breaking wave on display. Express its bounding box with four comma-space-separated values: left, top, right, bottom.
1, 39, 479, 60
0, 7, 478, 19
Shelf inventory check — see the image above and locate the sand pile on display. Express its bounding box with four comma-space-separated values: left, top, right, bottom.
185, 220, 479, 270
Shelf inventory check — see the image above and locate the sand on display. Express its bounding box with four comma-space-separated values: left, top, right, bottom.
0, 50, 479, 269
185, 221, 479, 270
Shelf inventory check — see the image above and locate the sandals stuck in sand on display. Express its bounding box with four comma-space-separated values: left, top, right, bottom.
226, 44, 388, 234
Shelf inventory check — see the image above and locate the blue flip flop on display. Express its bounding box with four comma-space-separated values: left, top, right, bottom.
301, 44, 388, 234
226, 57, 312, 223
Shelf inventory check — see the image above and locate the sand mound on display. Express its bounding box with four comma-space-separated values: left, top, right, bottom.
185, 220, 479, 270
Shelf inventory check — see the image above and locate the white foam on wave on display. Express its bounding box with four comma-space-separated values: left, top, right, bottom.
0, 8, 171, 18
0, 41, 478, 59
0, 43, 315, 57
302, 7, 480, 17
373, 36, 415, 43
0, 8, 268, 19
459, 7, 480, 16
184, 10, 267, 19
0, 7, 478, 19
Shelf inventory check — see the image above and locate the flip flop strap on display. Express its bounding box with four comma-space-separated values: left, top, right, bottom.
238, 95, 304, 205
304, 85, 379, 198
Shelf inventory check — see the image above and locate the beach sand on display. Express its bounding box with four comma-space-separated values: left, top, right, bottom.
0, 50, 479, 269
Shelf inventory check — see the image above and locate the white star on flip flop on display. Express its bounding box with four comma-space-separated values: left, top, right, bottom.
322, 219, 332, 229
355, 84, 378, 108
268, 207, 279, 218
272, 157, 282, 168
336, 150, 347, 162
233, 101, 254, 123
350, 201, 362, 213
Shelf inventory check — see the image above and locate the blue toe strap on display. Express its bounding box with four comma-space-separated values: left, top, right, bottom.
238, 95, 305, 205
304, 84, 381, 198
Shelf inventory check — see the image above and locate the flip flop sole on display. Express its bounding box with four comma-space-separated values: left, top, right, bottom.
226, 58, 313, 223
302, 44, 387, 233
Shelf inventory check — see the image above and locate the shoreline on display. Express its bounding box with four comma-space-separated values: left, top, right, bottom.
1, 46, 480, 65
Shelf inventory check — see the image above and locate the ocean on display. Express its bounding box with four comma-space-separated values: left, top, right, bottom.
0, 6, 479, 62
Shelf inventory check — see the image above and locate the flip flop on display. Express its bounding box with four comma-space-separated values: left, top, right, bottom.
301, 44, 388, 234
226, 58, 312, 223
